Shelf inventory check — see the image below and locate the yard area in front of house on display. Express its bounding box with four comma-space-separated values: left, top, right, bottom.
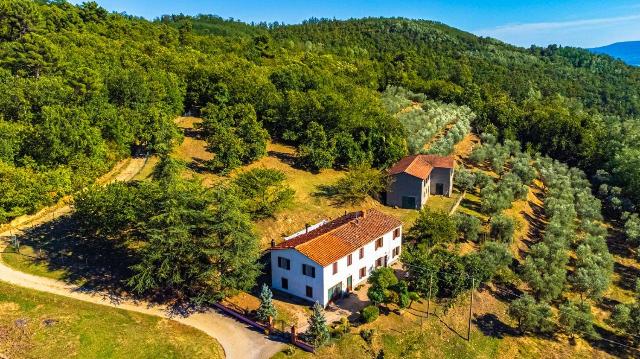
224, 273, 376, 336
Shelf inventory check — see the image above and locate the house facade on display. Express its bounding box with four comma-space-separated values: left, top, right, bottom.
386, 154, 455, 209
270, 209, 403, 307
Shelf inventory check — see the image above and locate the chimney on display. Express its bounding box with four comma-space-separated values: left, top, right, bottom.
305, 223, 309, 233
362, 209, 367, 218
271, 239, 276, 248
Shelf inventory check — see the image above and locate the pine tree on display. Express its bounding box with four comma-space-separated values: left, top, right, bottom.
256, 283, 277, 322
307, 302, 330, 346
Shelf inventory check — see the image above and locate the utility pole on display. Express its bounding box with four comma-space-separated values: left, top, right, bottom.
427, 273, 433, 320
467, 277, 474, 341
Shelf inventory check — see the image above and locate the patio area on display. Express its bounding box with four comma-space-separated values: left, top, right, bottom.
323, 281, 371, 327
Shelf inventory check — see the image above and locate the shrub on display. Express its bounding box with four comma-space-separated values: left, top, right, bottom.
322, 165, 389, 205
367, 267, 401, 306
361, 305, 380, 323
330, 317, 350, 338
360, 328, 375, 344
490, 215, 515, 243
508, 294, 555, 334
454, 167, 477, 193
455, 213, 482, 242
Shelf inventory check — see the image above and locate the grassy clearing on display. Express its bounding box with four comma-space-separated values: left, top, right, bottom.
131, 155, 159, 181
2, 245, 68, 282
172, 117, 427, 248
0, 281, 223, 359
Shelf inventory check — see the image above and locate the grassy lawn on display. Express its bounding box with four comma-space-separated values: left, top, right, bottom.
2, 245, 68, 282
0, 281, 224, 359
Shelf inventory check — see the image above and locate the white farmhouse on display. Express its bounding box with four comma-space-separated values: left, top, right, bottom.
270, 209, 403, 307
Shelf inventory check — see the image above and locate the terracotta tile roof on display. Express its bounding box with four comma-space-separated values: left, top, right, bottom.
387, 154, 454, 179
272, 209, 402, 267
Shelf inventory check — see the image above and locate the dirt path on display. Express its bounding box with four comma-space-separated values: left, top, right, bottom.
0, 158, 284, 359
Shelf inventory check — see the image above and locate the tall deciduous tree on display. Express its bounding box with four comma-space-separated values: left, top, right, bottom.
405, 209, 457, 250
199, 103, 269, 173
233, 168, 294, 219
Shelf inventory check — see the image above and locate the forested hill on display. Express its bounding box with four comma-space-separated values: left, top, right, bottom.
1, 1, 640, 223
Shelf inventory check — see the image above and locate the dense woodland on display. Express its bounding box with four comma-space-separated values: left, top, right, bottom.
2, 1, 640, 222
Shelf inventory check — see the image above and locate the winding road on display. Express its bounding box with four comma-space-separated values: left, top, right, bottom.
0, 158, 284, 359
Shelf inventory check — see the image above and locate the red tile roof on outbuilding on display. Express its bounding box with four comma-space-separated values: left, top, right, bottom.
272, 209, 402, 267
387, 154, 454, 180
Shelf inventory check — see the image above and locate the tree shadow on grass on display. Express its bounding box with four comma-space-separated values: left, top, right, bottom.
267, 150, 297, 167
613, 261, 640, 291
488, 282, 523, 303
460, 197, 482, 215
312, 184, 349, 207
596, 297, 622, 313
12, 215, 137, 301
585, 325, 637, 358
187, 157, 213, 174
606, 219, 637, 259
521, 193, 546, 246
473, 313, 518, 339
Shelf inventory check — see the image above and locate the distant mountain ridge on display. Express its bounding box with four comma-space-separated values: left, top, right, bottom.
589, 41, 640, 66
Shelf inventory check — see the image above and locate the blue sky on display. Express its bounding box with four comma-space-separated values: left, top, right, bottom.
80, 1, 640, 48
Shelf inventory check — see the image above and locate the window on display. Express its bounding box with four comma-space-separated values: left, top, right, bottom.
393, 247, 400, 257
375, 237, 383, 250
347, 254, 352, 266
359, 267, 366, 279
302, 264, 316, 278
332, 262, 338, 274
277, 256, 290, 270
375, 257, 383, 268
359, 247, 364, 259
281, 277, 288, 289
394, 228, 401, 239
306, 286, 313, 298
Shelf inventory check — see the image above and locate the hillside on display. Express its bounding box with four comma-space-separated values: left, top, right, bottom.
3, 2, 640, 358
2, 2, 640, 224
590, 41, 640, 66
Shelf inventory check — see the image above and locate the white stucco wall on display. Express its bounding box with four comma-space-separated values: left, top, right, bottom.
271, 226, 403, 307
271, 248, 325, 304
